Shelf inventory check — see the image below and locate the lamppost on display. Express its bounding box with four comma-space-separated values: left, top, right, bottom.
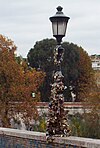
46, 6, 71, 142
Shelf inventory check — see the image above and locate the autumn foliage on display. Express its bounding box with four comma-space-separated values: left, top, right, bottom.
0, 35, 45, 127
73, 47, 94, 101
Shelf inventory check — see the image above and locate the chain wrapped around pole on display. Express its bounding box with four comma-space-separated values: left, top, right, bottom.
46, 45, 71, 142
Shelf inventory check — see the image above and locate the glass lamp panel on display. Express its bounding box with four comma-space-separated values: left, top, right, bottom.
58, 21, 67, 36
52, 22, 57, 36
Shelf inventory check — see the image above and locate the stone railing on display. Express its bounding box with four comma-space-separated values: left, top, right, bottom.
36, 102, 89, 115
0, 127, 100, 148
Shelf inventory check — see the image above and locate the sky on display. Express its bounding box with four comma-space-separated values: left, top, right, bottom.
0, 0, 100, 57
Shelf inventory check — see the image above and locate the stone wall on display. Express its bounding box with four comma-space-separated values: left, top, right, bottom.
0, 127, 100, 148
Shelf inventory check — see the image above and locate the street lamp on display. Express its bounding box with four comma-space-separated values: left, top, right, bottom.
46, 6, 71, 142
49, 6, 70, 45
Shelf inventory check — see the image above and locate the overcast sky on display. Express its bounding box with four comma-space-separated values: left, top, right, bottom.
0, 0, 100, 57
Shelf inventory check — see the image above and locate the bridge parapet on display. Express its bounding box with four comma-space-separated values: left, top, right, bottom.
0, 127, 100, 148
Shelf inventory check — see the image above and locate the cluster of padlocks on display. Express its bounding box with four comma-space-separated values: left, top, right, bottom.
46, 45, 71, 142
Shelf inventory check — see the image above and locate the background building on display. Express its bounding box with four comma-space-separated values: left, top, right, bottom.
90, 55, 100, 70
90, 55, 100, 88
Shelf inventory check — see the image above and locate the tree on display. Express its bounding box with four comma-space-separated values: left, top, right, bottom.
70, 75, 100, 139
0, 34, 45, 127
28, 39, 56, 102
62, 44, 94, 101
27, 38, 94, 102
70, 111, 100, 139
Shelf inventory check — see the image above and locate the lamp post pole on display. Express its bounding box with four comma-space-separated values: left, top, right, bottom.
46, 6, 71, 142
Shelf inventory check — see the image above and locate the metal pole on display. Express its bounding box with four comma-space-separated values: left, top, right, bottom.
46, 44, 71, 142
